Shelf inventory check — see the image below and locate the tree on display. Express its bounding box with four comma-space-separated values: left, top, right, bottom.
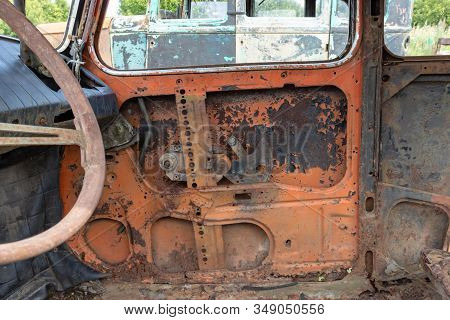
119, 0, 148, 15
412, 0, 450, 26
119, 0, 181, 16
0, 0, 69, 36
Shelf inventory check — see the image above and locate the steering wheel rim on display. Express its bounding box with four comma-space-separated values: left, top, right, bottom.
0, 0, 105, 264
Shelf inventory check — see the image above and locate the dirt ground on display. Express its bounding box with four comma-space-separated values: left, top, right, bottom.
49, 275, 442, 300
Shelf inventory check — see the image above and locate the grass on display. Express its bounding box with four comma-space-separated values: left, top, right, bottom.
407, 20, 450, 55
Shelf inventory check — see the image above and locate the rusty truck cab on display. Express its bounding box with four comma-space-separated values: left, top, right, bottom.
0, 0, 448, 299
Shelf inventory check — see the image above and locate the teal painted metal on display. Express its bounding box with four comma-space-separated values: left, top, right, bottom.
111, 32, 148, 69
107, 0, 414, 70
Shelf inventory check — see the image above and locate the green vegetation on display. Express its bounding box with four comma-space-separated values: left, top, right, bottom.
158, 0, 180, 13
119, 0, 180, 15
0, 0, 69, 37
408, 0, 449, 55
119, 0, 148, 15
407, 20, 450, 55
412, 0, 450, 27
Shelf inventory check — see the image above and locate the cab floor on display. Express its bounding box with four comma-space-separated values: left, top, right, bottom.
48, 275, 442, 300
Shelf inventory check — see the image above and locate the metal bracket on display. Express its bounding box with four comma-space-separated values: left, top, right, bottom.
175, 87, 216, 188
193, 224, 225, 271
174, 87, 227, 270
225, 126, 273, 184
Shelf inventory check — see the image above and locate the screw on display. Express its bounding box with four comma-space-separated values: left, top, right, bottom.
228, 136, 237, 146
163, 160, 172, 169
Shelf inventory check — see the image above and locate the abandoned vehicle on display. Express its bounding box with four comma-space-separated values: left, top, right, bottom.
0, 0, 448, 299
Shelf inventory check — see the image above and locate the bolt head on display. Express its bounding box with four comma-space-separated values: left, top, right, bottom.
228, 136, 237, 146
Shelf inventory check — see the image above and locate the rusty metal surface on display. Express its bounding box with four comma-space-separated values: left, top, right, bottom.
102, 114, 136, 150
53, 0, 450, 294
93, 274, 374, 299
87, 1, 362, 76
0, 0, 105, 264
366, 40, 450, 282
59, 78, 361, 282
355, 0, 450, 286
175, 88, 216, 188
421, 248, 450, 299
0, 0, 448, 299
0, 123, 85, 147
108, 0, 350, 70
376, 73, 449, 280
381, 74, 449, 194
59, 0, 363, 284
355, 0, 383, 281
383, 201, 448, 275
53, 274, 444, 299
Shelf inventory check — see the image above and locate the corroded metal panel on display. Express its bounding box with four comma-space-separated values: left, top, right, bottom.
147, 34, 236, 69
111, 32, 148, 70
60, 85, 359, 282
372, 72, 450, 281
64, 0, 364, 285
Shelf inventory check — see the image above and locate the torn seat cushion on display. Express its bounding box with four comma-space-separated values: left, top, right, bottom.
0, 146, 103, 299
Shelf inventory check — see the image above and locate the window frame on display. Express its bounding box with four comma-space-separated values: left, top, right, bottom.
382, 0, 450, 59
56, 0, 81, 53
91, 0, 359, 75
0, 0, 79, 52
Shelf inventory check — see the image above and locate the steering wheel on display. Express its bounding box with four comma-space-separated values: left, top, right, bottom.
0, 1, 105, 264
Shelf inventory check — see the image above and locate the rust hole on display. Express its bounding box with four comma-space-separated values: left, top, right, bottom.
285, 239, 292, 248
365, 197, 375, 212
256, 164, 266, 173
365, 251, 374, 277
234, 192, 252, 201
